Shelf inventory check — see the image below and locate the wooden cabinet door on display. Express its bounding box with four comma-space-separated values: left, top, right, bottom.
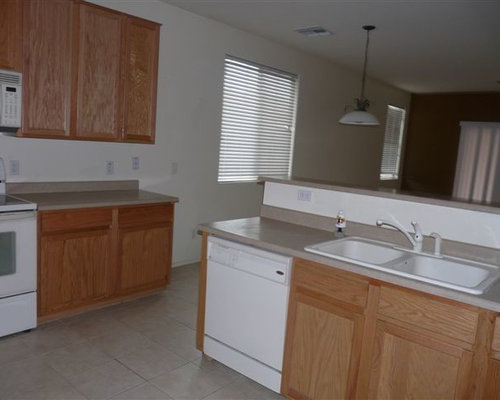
73, 3, 123, 140
367, 321, 473, 399
492, 316, 500, 359
119, 224, 172, 293
122, 16, 159, 143
484, 359, 500, 399
282, 292, 364, 400
0, 0, 22, 71
39, 229, 111, 315
22, 0, 73, 137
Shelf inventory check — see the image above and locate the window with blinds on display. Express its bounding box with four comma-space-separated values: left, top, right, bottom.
380, 105, 406, 180
217, 56, 298, 182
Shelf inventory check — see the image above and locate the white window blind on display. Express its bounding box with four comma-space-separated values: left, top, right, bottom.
217, 56, 298, 183
380, 105, 406, 180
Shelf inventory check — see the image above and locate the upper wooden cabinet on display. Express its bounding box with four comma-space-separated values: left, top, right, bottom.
73, 3, 123, 140
22, 0, 73, 137
0, 0, 23, 71
122, 17, 159, 143
19, 0, 160, 143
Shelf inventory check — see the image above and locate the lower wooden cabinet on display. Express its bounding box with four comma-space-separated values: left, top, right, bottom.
283, 292, 364, 399
485, 359, 500, 399
485, 318, 500, 399
282, 259, 368, 399
282, 258, 498, 400
493, 316, 500, 356
40, 227, 111, 314
38, 203, 174, 319
118, 204, 173, 294
367, 321, 473, 399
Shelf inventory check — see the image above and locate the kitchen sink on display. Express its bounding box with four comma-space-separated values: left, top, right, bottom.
388, 255, 500, 294
304, 237, 407, 265
305, 236, 500, 295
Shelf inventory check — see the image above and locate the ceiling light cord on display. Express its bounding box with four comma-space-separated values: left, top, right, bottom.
338, 24, 379, 126
360, 27, 371, 103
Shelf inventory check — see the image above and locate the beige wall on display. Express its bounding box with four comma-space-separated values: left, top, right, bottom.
0, 0, 410, 265
292, 57, 410, 188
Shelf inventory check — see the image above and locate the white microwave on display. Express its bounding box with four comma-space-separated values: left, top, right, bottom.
0, 69, 22, 132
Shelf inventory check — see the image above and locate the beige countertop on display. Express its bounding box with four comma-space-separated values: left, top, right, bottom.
17, 189, 178, 211
7, 180, 178, 210
199, 216, 500, 313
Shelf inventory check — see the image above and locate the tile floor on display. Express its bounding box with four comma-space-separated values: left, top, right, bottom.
0, 263, 284, 400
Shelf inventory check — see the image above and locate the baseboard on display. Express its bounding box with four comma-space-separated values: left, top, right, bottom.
172, 258, 200, 268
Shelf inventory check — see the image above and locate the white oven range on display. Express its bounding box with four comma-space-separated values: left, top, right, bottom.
0, 158, 37, 337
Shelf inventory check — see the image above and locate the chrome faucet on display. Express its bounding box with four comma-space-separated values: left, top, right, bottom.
430, 232, 442, 256
376, 219, 423, 252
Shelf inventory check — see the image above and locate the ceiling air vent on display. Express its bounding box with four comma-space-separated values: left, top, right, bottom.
295, 26, 332, 37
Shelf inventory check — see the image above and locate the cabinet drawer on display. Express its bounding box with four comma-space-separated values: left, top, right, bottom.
493, 317, 500, 355
378, 286, 479, 344
118, 203, 173, 227
41, 208, 113, 233
293, 258, 369, 308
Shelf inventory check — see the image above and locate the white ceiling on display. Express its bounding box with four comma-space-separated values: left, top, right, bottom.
160, 0, 500, 94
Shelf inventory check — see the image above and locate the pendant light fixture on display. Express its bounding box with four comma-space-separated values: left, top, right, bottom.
339, 25, 380, 126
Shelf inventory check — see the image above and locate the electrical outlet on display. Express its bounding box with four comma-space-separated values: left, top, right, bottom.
105, 161, 114, 175
171, 161, 178, 175
132, 156, 139, 170
297, 189, 312, 202
9, 160, 19, 175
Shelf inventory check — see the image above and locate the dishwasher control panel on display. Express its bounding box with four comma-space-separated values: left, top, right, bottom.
207, 236, 291, 284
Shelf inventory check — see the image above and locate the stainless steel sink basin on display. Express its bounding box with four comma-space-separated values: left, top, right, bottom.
304, 237, 406, 266
305, 236, 500, 295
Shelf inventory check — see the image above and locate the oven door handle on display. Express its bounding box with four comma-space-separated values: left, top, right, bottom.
0, 211, 36, 221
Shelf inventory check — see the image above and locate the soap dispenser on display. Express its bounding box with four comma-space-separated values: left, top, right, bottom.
335, 210, 346, 238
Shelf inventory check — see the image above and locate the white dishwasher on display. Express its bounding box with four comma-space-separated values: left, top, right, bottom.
204, 236, 292, 393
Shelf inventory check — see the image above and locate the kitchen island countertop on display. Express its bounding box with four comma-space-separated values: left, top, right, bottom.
199, 216, 500, 313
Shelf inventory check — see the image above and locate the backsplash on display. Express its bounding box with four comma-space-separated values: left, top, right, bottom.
262, 181, 500, 249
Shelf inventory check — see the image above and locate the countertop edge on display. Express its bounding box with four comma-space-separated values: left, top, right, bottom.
16, 190, 179, 211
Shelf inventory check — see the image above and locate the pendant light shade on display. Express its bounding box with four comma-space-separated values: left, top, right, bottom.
339, 25, 380, 126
